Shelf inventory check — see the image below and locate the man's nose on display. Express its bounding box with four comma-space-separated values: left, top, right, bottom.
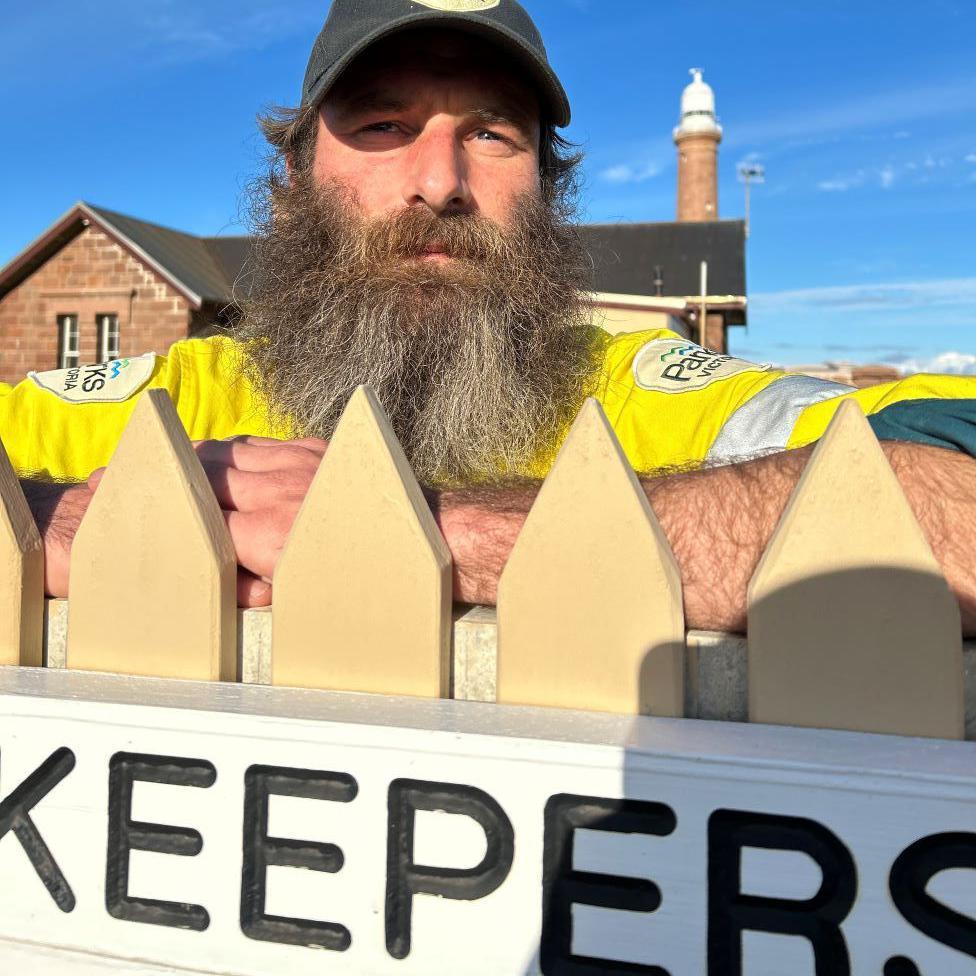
401, 125, 472, 215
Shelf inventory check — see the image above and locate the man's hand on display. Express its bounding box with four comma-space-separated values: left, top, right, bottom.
190, 436, 328, 607
27, 436, 328, 607
88, 435, 329, 608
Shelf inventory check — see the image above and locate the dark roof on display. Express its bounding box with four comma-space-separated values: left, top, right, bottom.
580, 220, 747, 299
1, 205, 746, 319
0, 202, 250, 309
85, 204, 251, 307
204, 236, 254, 300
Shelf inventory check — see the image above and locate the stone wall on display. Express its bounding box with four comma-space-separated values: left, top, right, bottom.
41, 600, 976, 739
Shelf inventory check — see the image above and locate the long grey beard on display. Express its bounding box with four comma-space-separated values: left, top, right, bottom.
236, 178, 602, 486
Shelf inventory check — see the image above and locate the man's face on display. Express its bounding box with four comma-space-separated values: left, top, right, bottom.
311, 29, 542, 236
239, 31, 596, 486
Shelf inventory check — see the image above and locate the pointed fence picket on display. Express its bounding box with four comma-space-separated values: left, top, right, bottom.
497, 399, 685, 716
0, 438, 43, 666
0, 387, 969, 739
271, 386, 452, 697
66, 389, 237, 681
747, 400, 964, 739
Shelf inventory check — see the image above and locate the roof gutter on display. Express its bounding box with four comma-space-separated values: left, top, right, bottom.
586, 290, 747, 314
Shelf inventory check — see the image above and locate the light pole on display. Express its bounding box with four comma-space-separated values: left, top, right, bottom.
737, 162, 765, 239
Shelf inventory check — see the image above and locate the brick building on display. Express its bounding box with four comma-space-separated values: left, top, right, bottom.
0, 203, 246, 385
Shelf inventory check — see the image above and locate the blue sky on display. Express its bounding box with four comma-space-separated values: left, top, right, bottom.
3, 0, 975, 371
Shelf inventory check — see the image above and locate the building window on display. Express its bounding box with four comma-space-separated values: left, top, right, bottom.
97, 313, 120, 361
57, 314, 80, 369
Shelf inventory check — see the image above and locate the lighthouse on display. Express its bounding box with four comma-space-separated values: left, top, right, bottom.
673, 68, 722, 221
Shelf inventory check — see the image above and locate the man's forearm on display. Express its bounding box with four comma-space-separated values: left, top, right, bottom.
642, 442, 974, 634
880, 442, 976, 634
20, 479, 92, 597
21, 480, 76, 542
639, 447, 810, 633
434, 443, 976, 636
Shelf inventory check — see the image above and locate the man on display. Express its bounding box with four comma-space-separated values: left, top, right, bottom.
3, 0, 975, 632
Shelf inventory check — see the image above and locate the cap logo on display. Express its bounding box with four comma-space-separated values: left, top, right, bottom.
412, 0, 501, 10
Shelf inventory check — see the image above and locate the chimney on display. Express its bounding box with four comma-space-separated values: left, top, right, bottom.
673, 68, 722, 221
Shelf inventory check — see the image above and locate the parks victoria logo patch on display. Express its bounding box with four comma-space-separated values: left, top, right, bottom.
29, 353, 156, 403
412, 0, 501, 10
633, 338, 769, 394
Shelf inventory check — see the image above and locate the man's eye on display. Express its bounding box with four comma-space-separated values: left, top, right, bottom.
475, 129, 505, 142
361, 121, 400, 133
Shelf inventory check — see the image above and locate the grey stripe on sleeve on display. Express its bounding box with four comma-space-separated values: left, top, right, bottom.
706, 374, 854, 463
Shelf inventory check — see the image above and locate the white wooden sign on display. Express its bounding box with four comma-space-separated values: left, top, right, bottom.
0, 666, 974, 975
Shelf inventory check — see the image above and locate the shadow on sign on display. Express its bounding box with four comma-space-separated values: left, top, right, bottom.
519, 562, 968, 975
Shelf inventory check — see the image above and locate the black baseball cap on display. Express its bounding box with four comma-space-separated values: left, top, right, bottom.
301, 0, 570, 127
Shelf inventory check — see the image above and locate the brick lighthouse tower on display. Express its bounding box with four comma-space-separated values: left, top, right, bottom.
673, 68, 722, 221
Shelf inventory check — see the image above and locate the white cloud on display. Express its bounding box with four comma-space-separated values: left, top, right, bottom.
600, 162, 662, 184
818, 155, 962, 194
817, 179, 852, 192
1, 0, 327, 82
893, 351, 976, 375
817, 169, 866, 192
752, 277, 976, 313
143, 1, 323, 64
966, 153, 976, 164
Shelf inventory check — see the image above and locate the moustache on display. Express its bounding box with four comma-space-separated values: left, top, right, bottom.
347, 206, 509, 265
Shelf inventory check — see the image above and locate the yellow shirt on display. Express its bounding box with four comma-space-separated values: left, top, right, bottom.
2, 331, 973, 481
